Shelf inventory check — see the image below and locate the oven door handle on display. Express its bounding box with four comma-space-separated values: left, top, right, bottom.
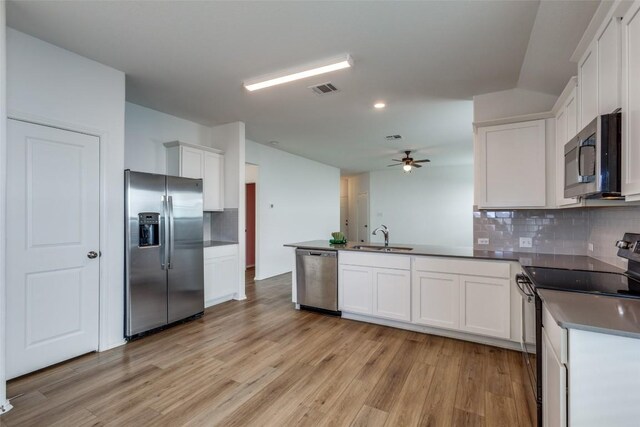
515, 273, 535, 300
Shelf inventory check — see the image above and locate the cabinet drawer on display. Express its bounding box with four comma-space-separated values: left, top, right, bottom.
340, 251, 410, 270
412, 256, 510, 279
204, 244, 238, 259
543, 305, 567, 364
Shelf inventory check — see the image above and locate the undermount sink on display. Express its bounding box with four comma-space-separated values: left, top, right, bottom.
352, 245, 413, 252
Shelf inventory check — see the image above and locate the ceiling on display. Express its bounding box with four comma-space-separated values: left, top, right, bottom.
7, 1, 599, 174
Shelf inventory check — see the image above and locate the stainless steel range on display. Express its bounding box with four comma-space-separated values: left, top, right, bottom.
516, 232, 640, 427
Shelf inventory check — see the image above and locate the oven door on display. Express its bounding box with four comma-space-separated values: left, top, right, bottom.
564, 119, 598, 198
516, 274, 537, 395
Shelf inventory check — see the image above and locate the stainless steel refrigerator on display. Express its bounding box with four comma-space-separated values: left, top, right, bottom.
125, 170, 204, 338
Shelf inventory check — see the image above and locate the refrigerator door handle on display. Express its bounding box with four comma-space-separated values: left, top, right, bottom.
168, 195, 175, 269
161, 195, 168, 270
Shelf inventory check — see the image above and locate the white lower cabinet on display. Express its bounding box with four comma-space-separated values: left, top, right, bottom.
339, 265, 373, 314
459, 275, 510, 339
542, 327, 567, 427
372, 268, 411, 322
412, 271, 460, 330
204, 244, 239, 307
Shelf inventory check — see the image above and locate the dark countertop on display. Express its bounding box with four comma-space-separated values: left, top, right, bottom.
538, 289, 640, 340
204, 240, 238, 248
284, 240, 623, 272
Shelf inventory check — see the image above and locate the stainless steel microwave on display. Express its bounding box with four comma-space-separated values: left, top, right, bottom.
564, 111, 622, 199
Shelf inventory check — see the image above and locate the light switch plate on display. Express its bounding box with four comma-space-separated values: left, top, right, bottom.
477, 238, 489, 245
519, 237, 532, 248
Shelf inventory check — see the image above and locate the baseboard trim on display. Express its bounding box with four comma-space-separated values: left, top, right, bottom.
205, 294, 235, 308
1, 400, 13, 414
341, 312, 526, 352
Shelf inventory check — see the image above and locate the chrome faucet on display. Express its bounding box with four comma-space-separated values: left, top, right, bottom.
372, 224, 390, 247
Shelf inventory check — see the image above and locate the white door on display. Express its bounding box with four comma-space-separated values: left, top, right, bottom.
340, 196, 348, 237
356, 192, 368, 243
412, 270, 460, 330
6, 120, 100, 379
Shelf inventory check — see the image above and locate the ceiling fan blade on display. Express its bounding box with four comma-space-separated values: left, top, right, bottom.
412, 163, 423, 168
387, 163, 403, 167
391, 159, 403, 162
413, 159, 431, 163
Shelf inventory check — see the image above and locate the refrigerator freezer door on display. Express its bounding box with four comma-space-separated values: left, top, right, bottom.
125, 171, 168, 336
167, 175, 205, 323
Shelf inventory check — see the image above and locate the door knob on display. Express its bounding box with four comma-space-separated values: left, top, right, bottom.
87, 251, 98, 259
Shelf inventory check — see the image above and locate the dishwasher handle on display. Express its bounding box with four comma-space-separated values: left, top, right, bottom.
296, 249, 337, 258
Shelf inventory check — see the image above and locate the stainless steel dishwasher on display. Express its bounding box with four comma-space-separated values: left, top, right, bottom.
296, 249, 339, 313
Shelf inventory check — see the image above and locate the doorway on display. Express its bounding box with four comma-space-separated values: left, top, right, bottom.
245, 164, 258, 279
6, 119, 101, 379
357, 192, 369, 243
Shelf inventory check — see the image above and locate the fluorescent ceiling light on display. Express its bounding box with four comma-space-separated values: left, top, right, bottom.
244, 55, 353, 92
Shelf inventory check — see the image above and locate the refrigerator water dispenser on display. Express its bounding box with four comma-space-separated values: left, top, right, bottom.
138, 212, 159, 247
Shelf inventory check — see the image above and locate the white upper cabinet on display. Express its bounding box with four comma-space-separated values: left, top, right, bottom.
475, 120, 547, 208
579, 47, 598, 128
554, 80, 581, 207
622, 2, 640, 200
598, 17, 622, 115
578, 15, 622, 129
165, 141, 225, 211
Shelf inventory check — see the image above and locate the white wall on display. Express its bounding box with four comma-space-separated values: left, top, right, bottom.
0, 2, 8, 414
473, 87, 558, 122
211, 122, 246, 298
125, 102, 212, 174
369, 165, 474, 247
246, 140, 340, 280
7, 29, 126, 351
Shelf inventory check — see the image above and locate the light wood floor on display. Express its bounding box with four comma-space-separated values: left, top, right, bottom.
3, 269, 536, 426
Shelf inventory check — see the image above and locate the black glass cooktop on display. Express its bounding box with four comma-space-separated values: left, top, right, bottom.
523, 267, 640, 299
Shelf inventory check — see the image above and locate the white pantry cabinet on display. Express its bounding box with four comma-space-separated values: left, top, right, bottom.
165, 140, 225, 211
475, 120, 547, 208
542, 327, 567, 427
339, 252, 411, 321
622, 2, 640, 201
204, 244, 239, 307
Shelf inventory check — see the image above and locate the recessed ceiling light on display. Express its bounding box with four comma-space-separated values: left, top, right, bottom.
244, 55, 353, 92
374, 102, 386, 109
269, 140, 280, 145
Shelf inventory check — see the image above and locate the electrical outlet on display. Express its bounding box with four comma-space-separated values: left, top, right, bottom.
588, 242, 594, 252
477, 238, 489, 245
519, 237, 533, 248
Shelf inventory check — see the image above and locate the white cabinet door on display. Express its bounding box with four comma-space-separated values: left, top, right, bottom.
203, 151, 224, 211
180, 146, 205, 179
579, 46, 598, 129
598, 16, 622, 115
556, 90, 581, 207
459, 275, 510, 339
204, 251, 239, 307
622, 3, 640, 200
476, 120, 546, 208
542, 328, 567, 427
6, 120, 100, 379
372, 268, 410, 322
339, 265, 373, 314
412, 271, 460, 330
566, 91, 578, 140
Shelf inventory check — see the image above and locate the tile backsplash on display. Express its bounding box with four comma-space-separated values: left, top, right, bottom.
474, 205, 640, 269
207, 208, 239, 242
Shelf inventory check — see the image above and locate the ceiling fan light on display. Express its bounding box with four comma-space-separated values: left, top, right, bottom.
403, 164, 412, 172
